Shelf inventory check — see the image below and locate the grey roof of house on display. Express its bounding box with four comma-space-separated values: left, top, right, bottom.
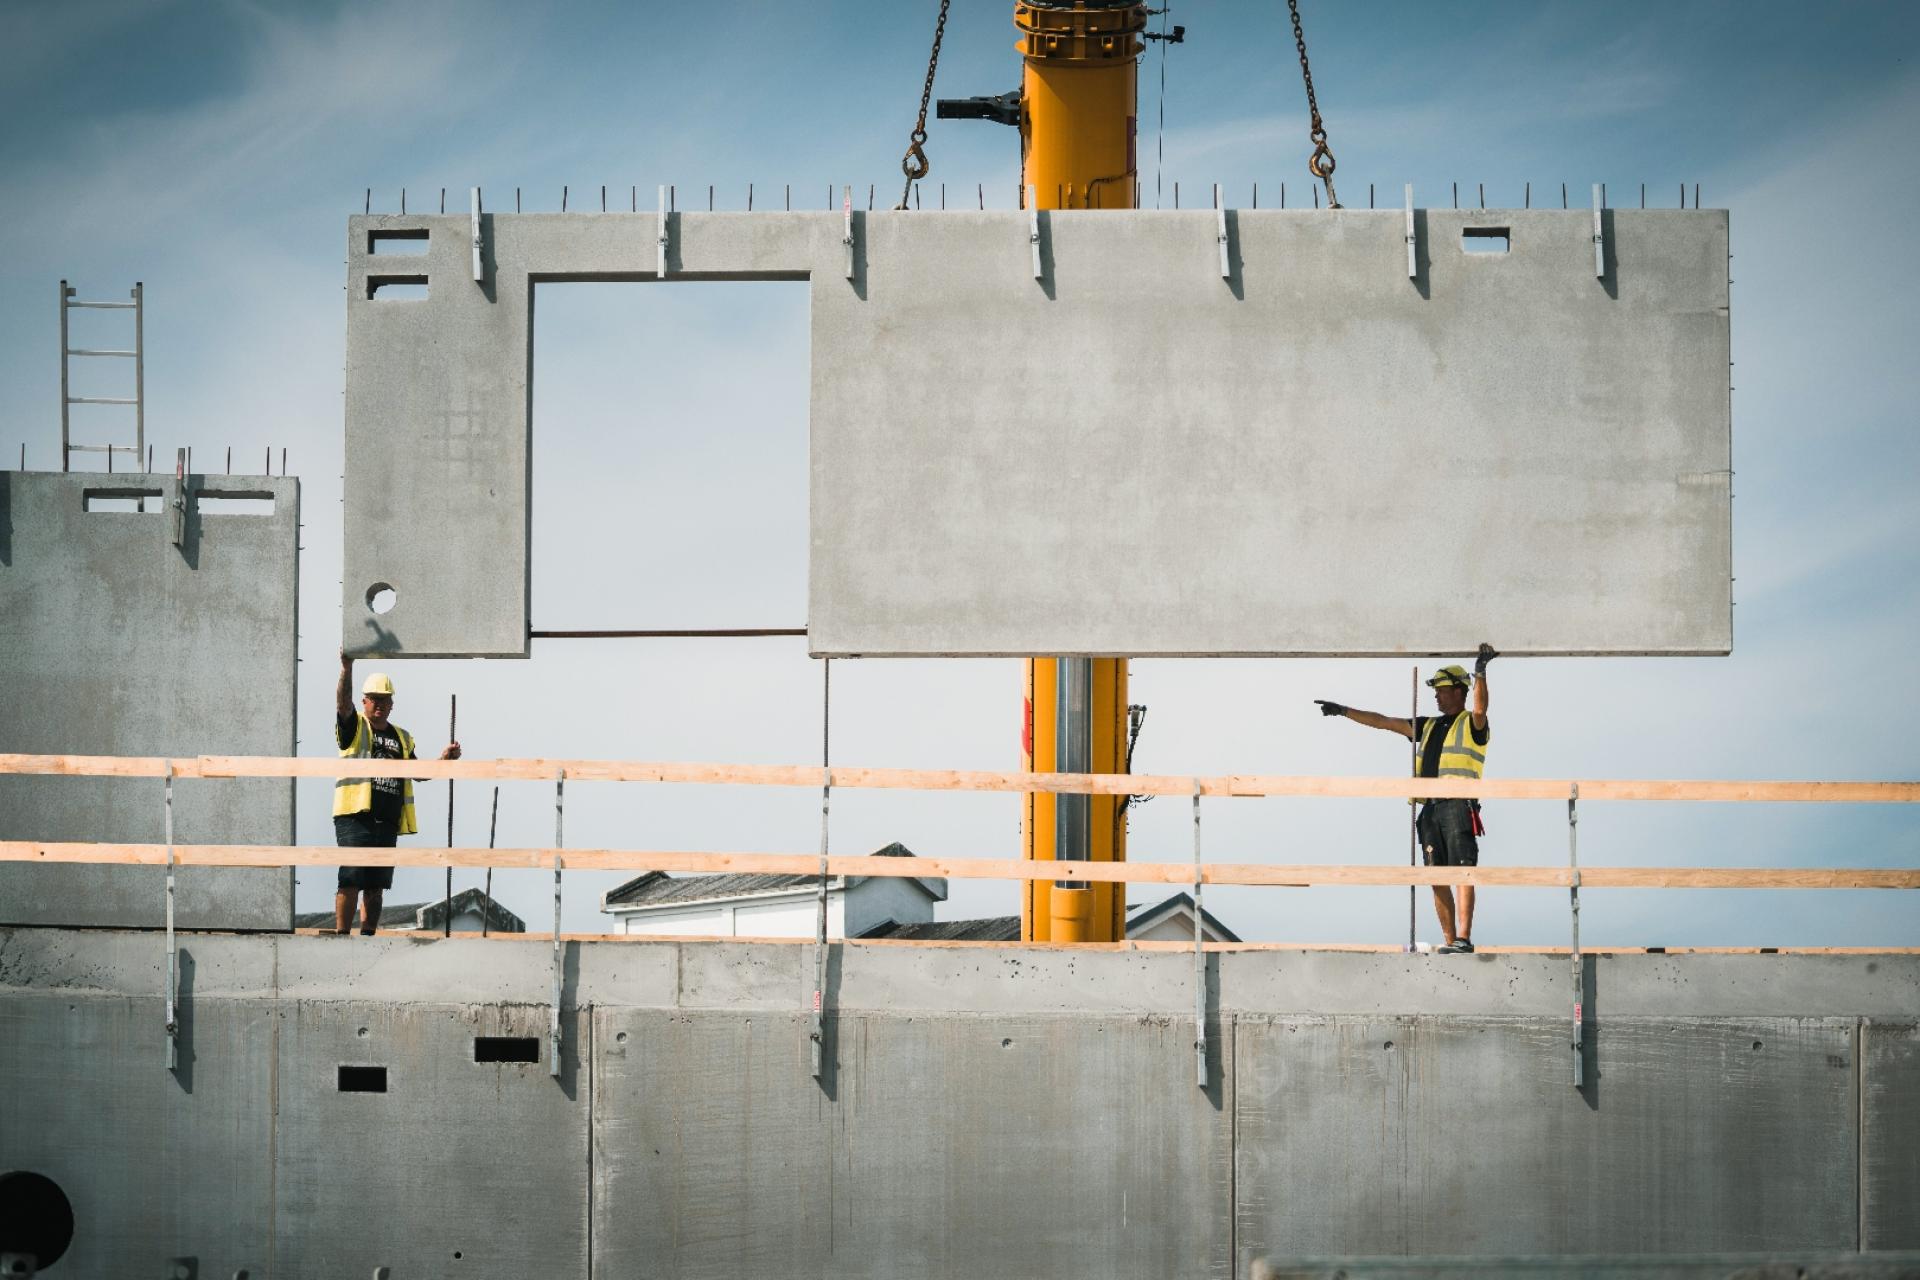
1125, 891, 1241, 943
294, 887, 525, 932
859, 916, 1021, 942
602, 842, 945, 908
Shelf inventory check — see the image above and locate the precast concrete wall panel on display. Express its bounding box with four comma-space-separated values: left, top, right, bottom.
272, 1000, 589, 1278
591, 1008, 1233, 1279
342, 207, 1730, 658
0, 472, 298, 928
1233, 1015, 1858, 1266
0, 994, 277, 1277
1863, 1019, 1920, 1249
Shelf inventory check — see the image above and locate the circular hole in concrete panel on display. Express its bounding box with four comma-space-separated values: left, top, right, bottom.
453, 1251, 463, 1260
1001, 1038, 1013, 1049
357, 1026, 369, 1038
615, 1031, 629, 1044
366, 582, 397, 615
1752, 1040, 1763, 1051
0, 1170, 75, 1268
1383, 1040, 1395, 1050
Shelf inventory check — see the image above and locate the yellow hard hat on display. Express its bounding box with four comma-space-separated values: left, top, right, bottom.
1426, 665, 1472, 689
361, 673, 396, 697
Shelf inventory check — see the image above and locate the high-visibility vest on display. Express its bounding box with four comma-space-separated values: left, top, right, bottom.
334, 715, 418, 834
1416, 713, 1488, 802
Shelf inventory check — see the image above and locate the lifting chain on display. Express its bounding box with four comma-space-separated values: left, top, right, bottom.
1287, 0, 1340, 209
896, 0, 953, 210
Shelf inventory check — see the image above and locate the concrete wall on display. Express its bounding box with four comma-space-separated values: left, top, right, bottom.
0, 473, 298, 929
342, 207, 1730, 659
3, 931, 1913, 1277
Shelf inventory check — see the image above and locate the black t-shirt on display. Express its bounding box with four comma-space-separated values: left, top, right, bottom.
1413, 712, 1490, 779
338, 712, 412, 825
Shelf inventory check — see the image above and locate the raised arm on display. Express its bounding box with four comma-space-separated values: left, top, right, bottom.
336, 649, 355, 723
1471, 643, 1496, 732
1314, 700, 1415, 741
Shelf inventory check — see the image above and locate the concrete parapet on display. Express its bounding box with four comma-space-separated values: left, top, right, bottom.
1, 931, 1914, 1275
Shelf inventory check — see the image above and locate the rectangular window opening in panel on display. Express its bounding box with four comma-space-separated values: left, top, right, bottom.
1462, 227, 1511, 253
83, 488, 163, 513
368, 275, 428, 300
194, 491, 275, 515
369, 229, 430, 255
530, 281, 808, 635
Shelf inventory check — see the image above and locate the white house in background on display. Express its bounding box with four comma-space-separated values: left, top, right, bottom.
859, 891, 1240, 943
600, 837, 1238, 942
600, 842, 948, 938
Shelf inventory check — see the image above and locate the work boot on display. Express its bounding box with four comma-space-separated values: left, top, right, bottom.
1436, 938, 1475, 954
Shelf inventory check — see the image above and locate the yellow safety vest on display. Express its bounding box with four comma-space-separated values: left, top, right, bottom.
334, 715, 418, 834
1415, 713, 1488, 803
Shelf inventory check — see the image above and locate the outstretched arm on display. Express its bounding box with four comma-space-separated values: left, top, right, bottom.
1315, 701, 1415, 741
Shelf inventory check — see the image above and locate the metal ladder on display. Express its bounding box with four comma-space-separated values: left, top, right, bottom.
59, 280, 143, 472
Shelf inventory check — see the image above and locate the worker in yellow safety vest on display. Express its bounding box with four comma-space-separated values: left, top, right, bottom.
332, 649, 461, 935
1315, 643, 1496, 953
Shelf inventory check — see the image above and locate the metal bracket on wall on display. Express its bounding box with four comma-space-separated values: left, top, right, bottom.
550, 771, 564, 1079
1191, 779, 1207, 1089
656, 186, 670, 280
1214, 185, 1230, 281
1027, 186, 1043, 280
1568, 782, 1583, 1087
1404, 183, 1418, 280
469, 187, 484, 284
163, 761, 178, 1070
1591, 184, 1606, 280
842, 185, 855, 281
169, 447, 188, 548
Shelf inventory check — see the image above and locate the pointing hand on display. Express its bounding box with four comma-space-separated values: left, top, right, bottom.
1314, 700, 1346, 718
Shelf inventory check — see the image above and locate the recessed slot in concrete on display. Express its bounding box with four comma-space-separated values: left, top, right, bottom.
1462, 227, 1510, 253
474, 1036, 540, 1063
365, 582, 397, 615
368, 229, 430, 255
368, 275, 428, 301
337, 1065, 388, 1093
83, 488, 162, 513
194, 491, 275, 515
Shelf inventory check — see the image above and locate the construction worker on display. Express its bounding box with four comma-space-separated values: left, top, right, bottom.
1315, 643, 1496, 953
332, 649, 460, 935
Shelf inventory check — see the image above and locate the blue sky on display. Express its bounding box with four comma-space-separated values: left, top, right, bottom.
2, 0, 1916, 943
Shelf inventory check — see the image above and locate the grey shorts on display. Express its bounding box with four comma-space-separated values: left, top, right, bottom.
335, 812, 399, 890
1417, 799, 1479, 868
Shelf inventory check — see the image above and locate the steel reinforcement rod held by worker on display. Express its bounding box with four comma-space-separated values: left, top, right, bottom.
1314, 642, 1497, 953
332, 649, 462, 936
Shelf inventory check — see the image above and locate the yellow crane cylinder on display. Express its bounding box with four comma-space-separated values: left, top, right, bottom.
1016, 1, 1145, 944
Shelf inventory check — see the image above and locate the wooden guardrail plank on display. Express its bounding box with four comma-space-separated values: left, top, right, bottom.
2, 753, 1917, 803
3, 841, 1915, 890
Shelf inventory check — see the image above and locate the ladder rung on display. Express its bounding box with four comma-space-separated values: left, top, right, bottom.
66, 300, 137, 310
66, 348, 137, 358
66, 396, 139, 406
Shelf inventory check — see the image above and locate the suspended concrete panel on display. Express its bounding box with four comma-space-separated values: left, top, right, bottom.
343, 205, 1729, 658
0, 472, 298, 928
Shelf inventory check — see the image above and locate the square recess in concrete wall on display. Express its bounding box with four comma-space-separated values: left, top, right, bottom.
342, 207, 1730, 658
0, 471, 299, 928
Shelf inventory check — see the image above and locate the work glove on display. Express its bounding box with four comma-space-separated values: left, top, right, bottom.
1474, 643, 1498, 675
1314, 700, 1346, 717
